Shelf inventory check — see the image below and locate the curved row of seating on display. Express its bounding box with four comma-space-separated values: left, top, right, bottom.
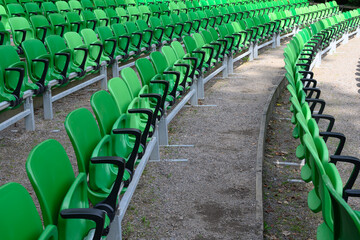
1, 0, 342, 132
284, 9, 360, 239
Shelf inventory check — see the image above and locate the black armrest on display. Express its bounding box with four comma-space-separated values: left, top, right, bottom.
104, 39, 117, 58
90, 43, 104, 65
140, 93, 162, 123
32, 58, 49, 87
5, 67, 24, 98
183, 56, 198, 78
91, 156, 125, 221
150, 80, 169, 112
128, 108, 153, 148
14, 29, 28, 43
60, 208, 105, 240
163, 70, 181, 97
55, 52, 71, 81
112, 128, 142, 174
74, 47, 89, 70
301, 78, 317, 88
320, 132, 346, 155
312, 114, 335, 132
306, 98, 326, 114
303, 87, 321, 99
54, 24, 66, 37
330, 155, 360, 200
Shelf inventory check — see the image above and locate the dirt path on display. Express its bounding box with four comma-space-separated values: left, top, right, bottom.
122, 45, 287, 239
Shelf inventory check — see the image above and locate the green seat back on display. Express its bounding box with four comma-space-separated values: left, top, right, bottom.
0, 182, 58, 240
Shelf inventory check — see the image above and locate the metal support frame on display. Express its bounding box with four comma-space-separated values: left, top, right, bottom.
0, 90, 35, 131
253, 41, 259, 59
158, 83, 197, 146
356, 27, 360, 38
43, 63, 108, 119
342, 31, 349, 45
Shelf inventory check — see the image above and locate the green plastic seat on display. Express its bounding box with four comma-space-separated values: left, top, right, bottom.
30, 15, 53, 42
104, 7, 121, 25
171, 40, 200, 79
171, 13, 193, 36
115, 7, 130, 23
48, 13, 70, 37
183, 35, 209, 73
69, 0, 84, 15
22, 39, 69, 90
0, 182, 58, 240
64, 31, 99, 72
148, 16, 171, 44
26, 138, 121, 239
81, 28, 111, 65
138, 5, 152, 23
161, 45, 193, 91
96, 26, 128, 62
94, 9, 110, 27
24, 2, 42, 16
0, 5, 9, 30
65, 107, 132, 201
42, 2, 59, 17
125, 21, 152, 53
127, 6, 141, 22
8, 17, 34, 53
111, 23, 139, 57
160, 15, 182, 40
0, 45, 39, 109
324, 175, 360, 239
90, 89, 145, 167
65, 11, 85, 33
150, 51, 182, 103
81, 0, 95, 11
135, 57, 171, 108
105, 0, 117, 9
108, 77, 154, 148
82, 10, 99, 30
45, 34, 86, 80
121, 66, 162, 121
0, 22, 10, 46
7, 3, 27, 18
94, 0, 106, 9
56, 1, 71, 14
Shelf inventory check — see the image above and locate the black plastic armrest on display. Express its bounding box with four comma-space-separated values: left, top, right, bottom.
55, 52, 71, 77
301, 78, 317, 88
303, 87, 321, 99
330, 155, 360, 196
299, 71, 314, 79
140, 93, 162, 123
15, 29, 28, 43
5, 67, 24, 97
128, 108, 153, 147
306, 98, 326, 114
60, 208, 105, 240
91, 156, 125, 221
90, 43, 104, 64
320, 132, 346, 155
344, 189, 360, 201
104, 39, 117, 57
112, 128, 141, 172
150, 80, 169, 111
32, 58, 49, 85
312, 114, 334, 132
74, 47, 89, 70
54, 24, 66, 37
